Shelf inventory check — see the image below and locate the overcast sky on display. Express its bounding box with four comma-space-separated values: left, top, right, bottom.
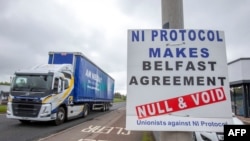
0, 0, 249, 94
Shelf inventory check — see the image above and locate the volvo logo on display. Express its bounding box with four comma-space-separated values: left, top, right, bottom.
25, 92, 30, 96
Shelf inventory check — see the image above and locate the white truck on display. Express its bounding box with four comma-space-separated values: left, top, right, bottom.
6, 52, 115, 125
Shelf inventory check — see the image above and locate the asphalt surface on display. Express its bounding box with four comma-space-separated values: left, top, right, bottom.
0, 109, 116, 141
0, 102, 131, 141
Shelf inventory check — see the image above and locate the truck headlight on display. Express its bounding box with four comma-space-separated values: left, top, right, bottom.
40, 104, 51, 117
6, 104, 12, 115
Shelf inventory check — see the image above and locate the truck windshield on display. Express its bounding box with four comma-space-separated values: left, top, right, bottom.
11, 75, 53, 92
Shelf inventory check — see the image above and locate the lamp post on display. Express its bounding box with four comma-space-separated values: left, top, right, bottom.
155, 0, 193, 141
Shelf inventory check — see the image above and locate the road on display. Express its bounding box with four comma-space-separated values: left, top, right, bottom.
38, 102, 144, 141
0, 102, 126, 141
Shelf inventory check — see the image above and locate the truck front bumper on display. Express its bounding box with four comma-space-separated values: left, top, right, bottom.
6, 102, 57, 121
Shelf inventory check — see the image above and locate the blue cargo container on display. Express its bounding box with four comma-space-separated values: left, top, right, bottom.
48, 52, 115, 107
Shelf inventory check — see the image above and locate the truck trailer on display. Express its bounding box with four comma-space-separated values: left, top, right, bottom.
6, 52, 115, 125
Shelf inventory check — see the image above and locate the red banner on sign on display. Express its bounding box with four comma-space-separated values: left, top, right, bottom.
136, 87, 226, 119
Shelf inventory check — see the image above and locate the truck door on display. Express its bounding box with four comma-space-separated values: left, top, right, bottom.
53, 78, 62, 93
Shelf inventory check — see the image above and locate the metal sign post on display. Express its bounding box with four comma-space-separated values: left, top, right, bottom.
159, 1, 193, 140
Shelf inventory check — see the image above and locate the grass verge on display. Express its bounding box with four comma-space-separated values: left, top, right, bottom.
0, 105, 7, 113
142, 131, 155, 141
113, 98, 125, 103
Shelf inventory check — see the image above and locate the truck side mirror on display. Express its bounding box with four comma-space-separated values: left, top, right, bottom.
53, 78, 59, 93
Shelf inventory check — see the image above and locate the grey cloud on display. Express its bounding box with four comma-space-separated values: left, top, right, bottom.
0, 0, 249, 94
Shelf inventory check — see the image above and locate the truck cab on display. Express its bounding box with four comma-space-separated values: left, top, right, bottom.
6, 64, 73, 125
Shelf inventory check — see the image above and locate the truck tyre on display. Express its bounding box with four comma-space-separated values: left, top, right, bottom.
82, 104, 89, 118
54, 107, 65, 125
107, 104, 110, 111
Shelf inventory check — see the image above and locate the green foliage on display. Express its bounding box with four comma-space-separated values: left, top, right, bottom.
113, 98, 125, 103
114, 92, 126, 102
142, 132, 155, 141
0, 82, 10, 85
114, 92, 122, 98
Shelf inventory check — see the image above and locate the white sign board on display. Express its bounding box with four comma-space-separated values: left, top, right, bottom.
126, 29, 233, 132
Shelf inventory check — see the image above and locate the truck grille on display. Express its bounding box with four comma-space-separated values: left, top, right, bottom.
12, 103, 41, 117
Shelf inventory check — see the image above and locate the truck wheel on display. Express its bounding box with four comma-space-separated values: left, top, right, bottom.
54, 107, 65, 125
106, 104, 110, 111
82, 104, 89, 118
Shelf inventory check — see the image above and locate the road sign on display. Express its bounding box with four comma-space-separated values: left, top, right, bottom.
126, 29, 233, 132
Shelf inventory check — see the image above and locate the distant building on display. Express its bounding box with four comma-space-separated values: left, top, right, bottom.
0, 85, 10, 104
228, 58, 250, 117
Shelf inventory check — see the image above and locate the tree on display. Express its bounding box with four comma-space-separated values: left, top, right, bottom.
114, 92, 122, 98
0, 82, 10, 85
